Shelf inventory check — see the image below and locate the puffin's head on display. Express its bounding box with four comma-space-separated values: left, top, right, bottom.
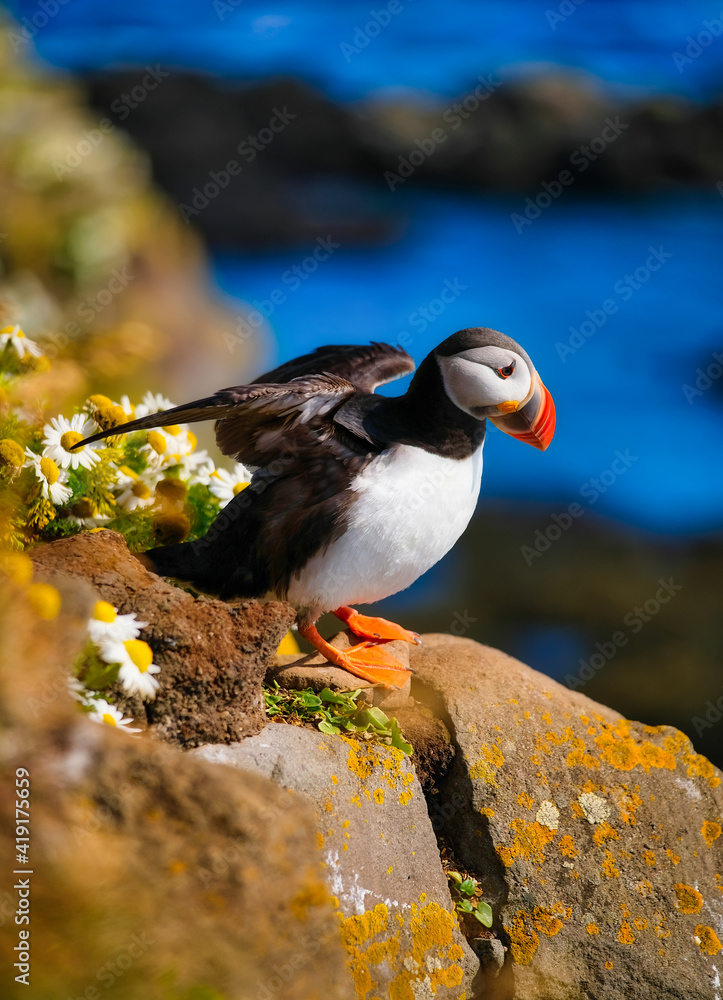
434, 327, 556, 451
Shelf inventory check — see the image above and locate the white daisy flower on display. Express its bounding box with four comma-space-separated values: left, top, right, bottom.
188, 455, 217, 486
100, 638, 160, 700
116, 474, 157, 511
42, 413, 99, 470
118, 395, 135, 418
24, 450, 72, 504
134, 391, 175, 419
88, 600, 147, 644
0, 325, 43, 359
139, 428, 173, 469
87, 697, 141, 733
208, 463, 253, 507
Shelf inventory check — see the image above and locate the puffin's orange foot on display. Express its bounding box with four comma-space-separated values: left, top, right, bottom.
333, 606, 422, 646
297, 620, 412, 689
335, 642, 412, 689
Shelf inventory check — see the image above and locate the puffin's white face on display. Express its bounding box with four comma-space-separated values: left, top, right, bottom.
437, 346, 533, 418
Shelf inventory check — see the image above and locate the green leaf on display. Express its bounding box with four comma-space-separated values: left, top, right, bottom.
456, 899, 474, 913
390, 718, 413, 755
318, 721, 340, 735
299, 691, 322, 709
458, 878, 477, 897
473, 901, 493, 927
319, 687, 357, 705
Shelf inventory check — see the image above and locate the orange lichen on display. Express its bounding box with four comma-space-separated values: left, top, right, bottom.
518, 792, 535, 809
498, 818, 556, 868
566, 738, 600, 770
618, 921, 635, 945
605, 960, 613, 970
559, 835, 577, 858
695, 925, 722, 956
633, 916, 648, 931
665, 849, 681, 865
643, 850, 656, 867
595, 719, 676, 772
601, 850, 620, 878
674, 884, 703, 914
587, 922, 599, 935
505, 911, 539, 965
613, 786, 643, 826
541, 710, 552, 725
701, 820, 722, 848
592, 822, 619, 847
532, 903, 569, 937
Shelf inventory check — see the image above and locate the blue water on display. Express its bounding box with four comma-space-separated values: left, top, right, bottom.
8, 0, 723, 101
215, 190, 723, 534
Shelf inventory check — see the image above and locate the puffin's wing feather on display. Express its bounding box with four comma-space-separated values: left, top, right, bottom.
70, 393, 242, 449
254, 342, 415, 393
213, 373, 360, 464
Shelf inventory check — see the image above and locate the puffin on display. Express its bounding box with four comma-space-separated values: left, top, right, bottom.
74, 327, 555, 689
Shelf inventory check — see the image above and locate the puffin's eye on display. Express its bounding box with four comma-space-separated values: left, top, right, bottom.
497, 363, 515, 379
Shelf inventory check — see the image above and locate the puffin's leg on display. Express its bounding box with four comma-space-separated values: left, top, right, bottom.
297, 619, 411, 690
333, 605, 422, 646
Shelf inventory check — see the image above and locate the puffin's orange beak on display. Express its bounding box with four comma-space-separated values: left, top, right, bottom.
489, 375, 556, 451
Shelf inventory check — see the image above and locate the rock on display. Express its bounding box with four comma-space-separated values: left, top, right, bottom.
269, 627, 412, 709
194, 724, 481, 999
30, 530, 295, 746
410, 634, 723, 1000
0, 578, 351, 1000
470, 937, 507, 975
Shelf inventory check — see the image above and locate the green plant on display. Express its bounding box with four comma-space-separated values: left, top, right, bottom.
263, 682, 413, 755
447, 870, 493, 927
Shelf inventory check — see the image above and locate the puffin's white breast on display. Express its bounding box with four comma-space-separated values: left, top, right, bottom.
286, 442, 484, 611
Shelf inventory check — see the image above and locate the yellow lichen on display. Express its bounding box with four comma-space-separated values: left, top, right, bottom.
665, 849, 681, 865
702, 820, 722, 848
505, 911, 539, 965
633, 916, 648, 931
586, 922, 599, 935
605, 960, 613, 970
517, 792, 534, 809
469, 742, 505, 786
674, 883, 703, 914
695, 925, 722, 956
601, 850, 620, 878
497, 818, 556, 868
373, 788, 385, 805
643, 850, 656, 867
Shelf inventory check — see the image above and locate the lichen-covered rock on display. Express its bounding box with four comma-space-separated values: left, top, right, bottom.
195, 724, 480, 999
411, 634, 723, 1000
30, 529, 295, 745
0, 579, 350, 1000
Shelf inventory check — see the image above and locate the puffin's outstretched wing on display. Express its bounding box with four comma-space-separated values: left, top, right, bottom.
73, 374, 364, 466
72, 341, 413, 454
253, 342, 415, 392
